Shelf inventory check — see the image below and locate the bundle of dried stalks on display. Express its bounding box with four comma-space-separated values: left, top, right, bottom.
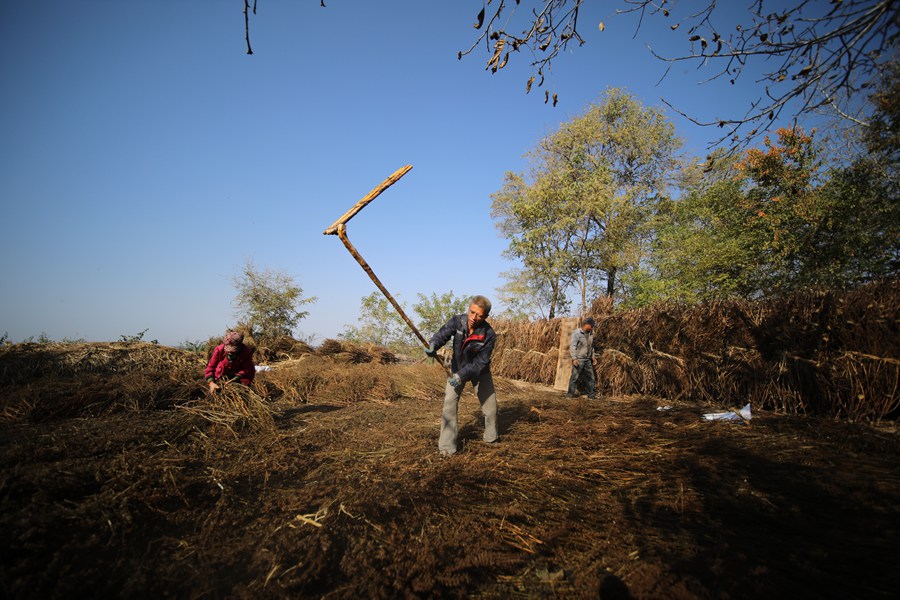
519, 350, 554, 384
637, 348, 686, 398
491, 319, 561, 354
540, 348, 560, 382
364, 344, 400, 364
253, 358, 327, 404
493, 348, 525, 381
821, 352, 900, 422
588, 294, 615, 317
490, 319, 561, 383
249, 360, 445, 407
317, 339, 344, 356
336, 341, 377, 364
0, 342, 205, 422
596, 349, 641, 397
178, 384, 275, 436
487, 281, 897, 422
255, 335, 314, 362
0, 342, 198, 384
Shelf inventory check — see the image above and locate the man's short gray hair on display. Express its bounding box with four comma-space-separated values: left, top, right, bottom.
470, 295, 492, 316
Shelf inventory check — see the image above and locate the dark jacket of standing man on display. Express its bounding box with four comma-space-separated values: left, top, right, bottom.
567, 317, 596, 399
426, 295, 498, 456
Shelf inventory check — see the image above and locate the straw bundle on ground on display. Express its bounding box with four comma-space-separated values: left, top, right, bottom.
493, 348, 526, 380
490, 319, 561, 383
637, 348, 686, 398
0, 342, 205, 422
178, 383, 275, 436
317, 338, 345, 356
492, 319, 561, 354
364, 344, 400, 364
0, 342, 199, 384
820, 352, 900, 422
255, 335, 314, 362
596, 349, 641, 397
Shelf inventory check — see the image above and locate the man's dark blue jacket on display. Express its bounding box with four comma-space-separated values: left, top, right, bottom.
429, 313, 496, 384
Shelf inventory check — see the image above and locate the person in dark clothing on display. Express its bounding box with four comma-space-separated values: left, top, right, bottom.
567, 317, 596, 399
425, 295, 497, 456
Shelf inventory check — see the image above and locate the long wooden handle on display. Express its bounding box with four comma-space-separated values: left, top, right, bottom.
335, 225, 450, 375
323, 165, 413, 235
336, 225, 426, 345
323, 166, 451, 376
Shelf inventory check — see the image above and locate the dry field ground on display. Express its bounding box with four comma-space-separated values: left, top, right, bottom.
1, 344, 898, 599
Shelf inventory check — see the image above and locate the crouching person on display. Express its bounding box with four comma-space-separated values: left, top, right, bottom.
425, 295, 498, 456
205, 330, 255, 393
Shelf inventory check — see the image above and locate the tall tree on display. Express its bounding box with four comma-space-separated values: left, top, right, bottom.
492, 88, 681, 314
538, 88, 682, 300
645, 124, 898, 302
491, 170, 579, 318
647, 160, 765, 303
413, 291, 471, 337
340, 292, 417, 351
232, 259, 317, 339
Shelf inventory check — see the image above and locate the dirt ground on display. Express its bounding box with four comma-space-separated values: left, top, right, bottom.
2, 366, 899, 599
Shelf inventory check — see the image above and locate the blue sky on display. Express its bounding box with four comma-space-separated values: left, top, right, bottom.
1, 1, 781, 346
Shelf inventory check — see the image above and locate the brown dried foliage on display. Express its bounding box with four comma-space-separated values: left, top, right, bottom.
0, 339, 425, 427
0, 332, 898, 598
491, 280, 899, 422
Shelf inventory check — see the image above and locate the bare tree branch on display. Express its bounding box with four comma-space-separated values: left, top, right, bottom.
241, 1, 897, 147
243, 0, 256, 55
623, 0, 899, 148
458, 0, 587, 102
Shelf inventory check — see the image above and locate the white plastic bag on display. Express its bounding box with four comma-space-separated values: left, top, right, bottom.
702, 403, 751, 422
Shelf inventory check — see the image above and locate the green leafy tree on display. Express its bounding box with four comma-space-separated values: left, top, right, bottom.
819, 65, 900, 285
491, 170, 580, 318
646, 171, 761, 303
544, 88, 681, 300
644, 125, 898, 303
413, 291, 470, 337
340, 292, 418, 352
813, 161, 900, 285
863, 61, 900, 181
492, 88, 681, 314
494, 268, 561, 320
232, 259, 317, 340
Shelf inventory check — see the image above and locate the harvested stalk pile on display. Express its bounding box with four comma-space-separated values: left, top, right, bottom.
0, 342, 205, 422
255, 334, 315, 362
0, 340, 897, 599
179, 384, 275, 435
491, 319, 562, 384
0, 338, 422, 426
491, 280, 899, 422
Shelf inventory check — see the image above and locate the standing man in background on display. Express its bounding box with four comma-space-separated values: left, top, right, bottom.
425, 295, 498, 457
567, 317, 596, 399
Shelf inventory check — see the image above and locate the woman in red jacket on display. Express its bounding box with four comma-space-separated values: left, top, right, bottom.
205, 331, 255, 393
